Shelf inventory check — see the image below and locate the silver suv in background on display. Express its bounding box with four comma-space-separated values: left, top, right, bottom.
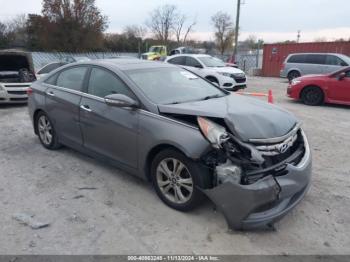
280, 53, 350, 81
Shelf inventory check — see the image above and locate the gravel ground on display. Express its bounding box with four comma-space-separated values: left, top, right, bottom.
0, 76, 349, 255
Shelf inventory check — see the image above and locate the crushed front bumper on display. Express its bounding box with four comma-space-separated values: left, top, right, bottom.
203, 132, 312, 230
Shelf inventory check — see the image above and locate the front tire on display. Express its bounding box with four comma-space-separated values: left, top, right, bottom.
301, 86, 324, 106
36, 112, 61, 150
151, 149, 211, 211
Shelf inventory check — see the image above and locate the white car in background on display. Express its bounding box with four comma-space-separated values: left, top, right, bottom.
36, 61, 68, 79
165, 54, 247, 91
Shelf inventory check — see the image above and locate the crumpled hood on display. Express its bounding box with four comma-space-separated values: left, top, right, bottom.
158, 94, 298, 141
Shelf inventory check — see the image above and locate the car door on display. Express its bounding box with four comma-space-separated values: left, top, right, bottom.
185, 57, 203, 69
79, 66, 139, 168
327, 69, 350, 101
167, 56, 186, 66
44, 66, 88, 146
304, 54, 327, 75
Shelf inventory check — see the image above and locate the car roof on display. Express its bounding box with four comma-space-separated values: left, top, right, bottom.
171, 54, 210, 58
75, 58, 175, 71
288, 53, 347, 56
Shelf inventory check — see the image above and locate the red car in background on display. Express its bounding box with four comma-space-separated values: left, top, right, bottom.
287, 67, 350, 106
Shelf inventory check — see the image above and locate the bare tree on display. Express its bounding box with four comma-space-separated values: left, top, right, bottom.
124, 25, 148, 54
146, 4, 177, 45
124, 25, 147, 40
4, 14, 29, 48
211, 11, 235, 55
173, 15, 196, 45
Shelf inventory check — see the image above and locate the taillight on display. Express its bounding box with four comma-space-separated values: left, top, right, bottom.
27, 87, 33, 95
280, 63, 285, 71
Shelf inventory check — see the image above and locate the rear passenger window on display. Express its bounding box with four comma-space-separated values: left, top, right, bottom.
168, 56, 186, 65
56, 67, 88, 91
325, 55, 347, 66
305, 55, 326, 65
88, 68, 135, 99
287, 55, 306, 63
186, 57, 203, 68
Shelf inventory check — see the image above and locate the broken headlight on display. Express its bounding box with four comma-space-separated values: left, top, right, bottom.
197, 116, 229, 149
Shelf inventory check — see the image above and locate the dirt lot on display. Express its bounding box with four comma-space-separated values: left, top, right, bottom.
0, 76, 349, 255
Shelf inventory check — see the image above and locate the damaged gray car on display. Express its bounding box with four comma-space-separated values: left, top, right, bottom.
28, 59, 312, 230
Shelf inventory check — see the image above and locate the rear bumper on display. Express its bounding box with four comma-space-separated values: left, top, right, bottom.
203, 132, 312, 230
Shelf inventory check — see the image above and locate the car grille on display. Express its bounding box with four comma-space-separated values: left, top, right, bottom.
257, 130, 304, 166
232, 73, 246, 83
7, 90, 27, 95
4, 84, 31, 88
10, 97, 27, 101
243, 129, 305, 184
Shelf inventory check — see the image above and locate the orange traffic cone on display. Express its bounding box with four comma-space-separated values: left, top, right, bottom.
268, 89, 274, 104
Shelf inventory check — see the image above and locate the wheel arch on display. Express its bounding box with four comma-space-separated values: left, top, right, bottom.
144, 143, 194, 182
33, 108, 45, 135
300, 85, 324, 99
287, 69, 302, 77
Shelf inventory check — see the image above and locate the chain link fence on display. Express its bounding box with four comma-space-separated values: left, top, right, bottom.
32, 52, 138, 70
212, 49, 263, 75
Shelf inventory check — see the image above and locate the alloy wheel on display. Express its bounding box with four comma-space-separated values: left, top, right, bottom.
38, 115, 53, 145
156, 158, 194, 204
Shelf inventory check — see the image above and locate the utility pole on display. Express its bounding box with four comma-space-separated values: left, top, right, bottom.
233, 0, 241, 61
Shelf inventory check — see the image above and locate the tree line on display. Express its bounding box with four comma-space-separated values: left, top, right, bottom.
0, 0, 260, 55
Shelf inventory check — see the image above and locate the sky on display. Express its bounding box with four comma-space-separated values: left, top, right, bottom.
0, 0, 349, 43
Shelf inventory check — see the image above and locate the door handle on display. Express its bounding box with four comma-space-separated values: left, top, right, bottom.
80, 105, 92, 112
46, 91, 55, 97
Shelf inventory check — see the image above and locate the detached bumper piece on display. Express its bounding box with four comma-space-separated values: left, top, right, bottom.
203, 147, 312, 230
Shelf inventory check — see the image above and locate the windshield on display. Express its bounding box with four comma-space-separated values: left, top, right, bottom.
198, 56, 226, 67
149, 46, 162, 53
126, 67, 227, 104
340, 54, 350, 65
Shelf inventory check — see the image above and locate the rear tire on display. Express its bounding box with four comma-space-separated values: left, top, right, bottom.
35, 111, 61, 150
151, 149, 211, 211
288, 71, 301, 82
301, 86, 324, 106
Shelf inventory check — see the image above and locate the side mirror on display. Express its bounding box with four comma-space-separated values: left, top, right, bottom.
195, 64, 203, 69
337, 72, 346, 81
104, 94, 139, 108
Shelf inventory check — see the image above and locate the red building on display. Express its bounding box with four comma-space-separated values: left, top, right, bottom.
262, 41, 350, 77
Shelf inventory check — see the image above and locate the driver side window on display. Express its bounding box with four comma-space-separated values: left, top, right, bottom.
88, 68, 135, 99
